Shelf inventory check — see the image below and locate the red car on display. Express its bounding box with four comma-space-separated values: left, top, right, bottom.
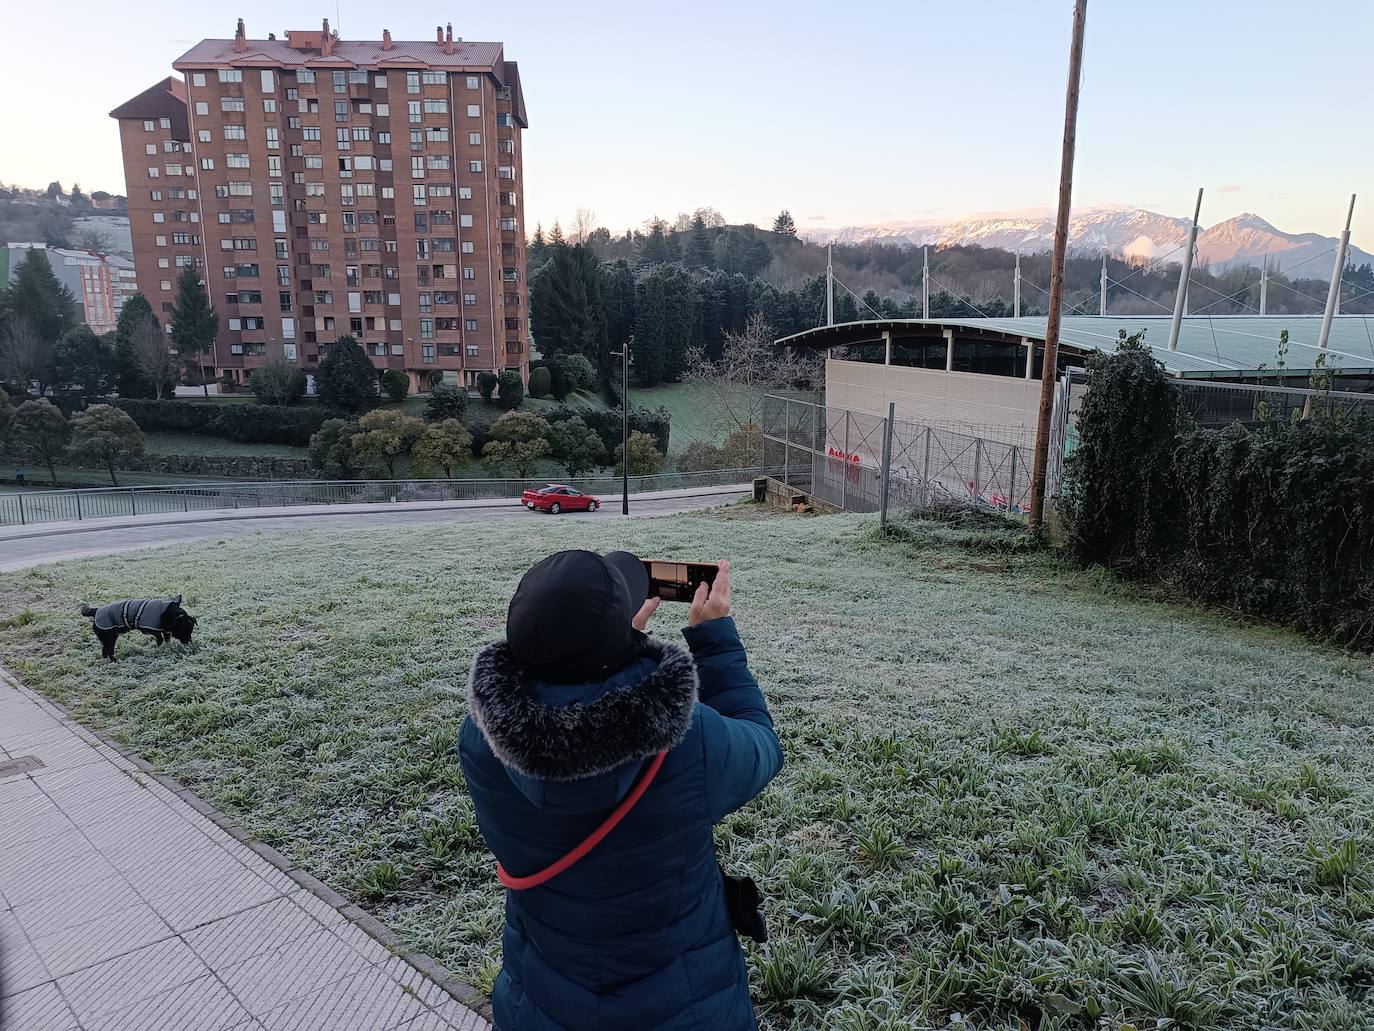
521, 484, 601, 514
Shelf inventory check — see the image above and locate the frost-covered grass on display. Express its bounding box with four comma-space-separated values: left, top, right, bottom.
3, 510, 1373, 1029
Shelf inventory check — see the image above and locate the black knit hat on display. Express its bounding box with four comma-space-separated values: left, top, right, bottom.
506, 550, 650, 684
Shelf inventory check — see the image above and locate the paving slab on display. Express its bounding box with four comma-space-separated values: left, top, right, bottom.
0, 668, 489, 1030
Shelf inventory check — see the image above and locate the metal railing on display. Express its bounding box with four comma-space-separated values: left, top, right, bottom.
1171, 379, 1374, 426
0, 468, 759, 529
762, 395, 1034, 517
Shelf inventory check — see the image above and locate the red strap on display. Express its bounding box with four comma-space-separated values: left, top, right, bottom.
497, 751, 667, 891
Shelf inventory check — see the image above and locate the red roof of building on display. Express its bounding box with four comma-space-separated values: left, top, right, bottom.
173, 37, 505, 72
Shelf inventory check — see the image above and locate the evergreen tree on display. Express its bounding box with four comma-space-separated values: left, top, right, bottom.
772, 210, 798, 237
52, 326, 114, 404
315, 335, 379, 413
168, 267, 219, 397
633, 265, 696, 387
0, 250, 79, 392
67, 403, 143, 487
688, 214, 714, 269
528, 243, 609, 365
527, 223, 548, 272
548, 221, 565, 246
640, 218, 673, 264
114, 294, 174, 398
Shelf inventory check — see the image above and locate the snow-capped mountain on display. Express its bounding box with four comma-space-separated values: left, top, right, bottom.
803, 208, 1373, 277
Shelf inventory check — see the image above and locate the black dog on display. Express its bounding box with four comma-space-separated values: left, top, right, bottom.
80, 596, 198, 661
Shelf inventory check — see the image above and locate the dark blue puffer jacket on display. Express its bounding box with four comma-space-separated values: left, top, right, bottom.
460, 616, 783, 1031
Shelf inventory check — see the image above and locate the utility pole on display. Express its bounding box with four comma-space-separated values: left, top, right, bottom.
826, 244, 834, 326
1099, 254, 1107, 315
1027, 0, 1087, 530
612, 337, 632, 514
1318, 194, 1356, 350
922, 245, 930, 319
1259, 255, 1268, 315
1014, 252, 1021, 318
1167, 188, 1203, 351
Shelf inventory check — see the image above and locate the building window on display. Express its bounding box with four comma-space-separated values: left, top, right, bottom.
263, 99, 277, 113
406, 71, 420, 94
374, 74, 387, 89
223, 125, 246, 141
462, 241, 475, 254
265, 128, 279, 150
226, 153, 250, 168
422, 345, 435, 364
150, 190, 162, 201
158, 257, 170, 268
463, 293, 477, 306
260, 69, 275, 92
221, 97, 245, 112
466, 343, 479, 357
195, 102, 209, 116
466, 75, 480, 90
160, 116, 171, 128
155, 235, 167, 246
428, 155, 451, 171
469, 160, 482, 173
218, 69, 242, 83
335, 100, 348, 122
497, 113, 515, 128
267, 155, 282, 177
160, 279, 172, 291
302, 127, 321, 141
466, 104, 479, 117
420, 319, 434, 339
298, 69, 316, 84
152, 212, 165, 223
465, 320, 478, 332
413, 185, 427, 205
498, 166, 514, 180
148, 167, 160, 179
143, 119, 155, 131
407, 101, 421, 124
459, 214, 474, 229
500, 218, 518, 231
423, 99, 448, 114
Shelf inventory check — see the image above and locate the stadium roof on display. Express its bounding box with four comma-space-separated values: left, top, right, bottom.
778, 315, 1374, 378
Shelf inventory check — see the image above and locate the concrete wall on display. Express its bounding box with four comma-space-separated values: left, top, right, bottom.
826, 359, 1042, 441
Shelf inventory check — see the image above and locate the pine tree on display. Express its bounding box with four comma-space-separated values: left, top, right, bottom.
640, 218, 673, 264
528, 223, 548, 271
528, 243, 608, 364
316, 335, 379, 413
772, 210, 797, 237
549, 221, 565, 246
1, 249, 79, 393
688, 214, 714, 269
168, 267, 219, 397
114, 294, 175, 398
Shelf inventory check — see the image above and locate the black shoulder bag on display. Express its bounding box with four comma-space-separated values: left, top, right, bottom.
719, 863, 767, 943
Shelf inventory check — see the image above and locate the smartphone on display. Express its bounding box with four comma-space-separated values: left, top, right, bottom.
643, 561, 719, 603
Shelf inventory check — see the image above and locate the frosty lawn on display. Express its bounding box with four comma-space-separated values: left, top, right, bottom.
3, 509, 1372, 1030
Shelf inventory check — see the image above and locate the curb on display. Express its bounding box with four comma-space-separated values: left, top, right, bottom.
0, 667, 495, 1024
0, 485, 749, 542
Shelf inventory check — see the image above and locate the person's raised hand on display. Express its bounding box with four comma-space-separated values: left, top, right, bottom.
632, 596, 661, 632
688, 560, 732, 627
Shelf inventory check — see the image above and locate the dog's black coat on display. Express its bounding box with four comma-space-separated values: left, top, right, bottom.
80, 595, 197, 661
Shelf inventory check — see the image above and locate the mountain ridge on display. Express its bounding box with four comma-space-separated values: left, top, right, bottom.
802, 208, 1373, 278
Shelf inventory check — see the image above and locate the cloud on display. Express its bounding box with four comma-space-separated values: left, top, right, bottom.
806, 214, 828, 221
1219, 185, 1242, 193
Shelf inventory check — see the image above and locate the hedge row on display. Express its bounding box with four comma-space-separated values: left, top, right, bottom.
111, 399, 346, 446
544, 405, 672, 457
1061, 335, 1374, 650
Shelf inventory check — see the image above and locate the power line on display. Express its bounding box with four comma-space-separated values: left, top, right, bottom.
927, 274, 997, 319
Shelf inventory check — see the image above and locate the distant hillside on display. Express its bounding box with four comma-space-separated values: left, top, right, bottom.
0, 182, 129, 255
803, 207, 1374, 279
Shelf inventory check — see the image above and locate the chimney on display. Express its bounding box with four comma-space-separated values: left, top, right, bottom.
321, 17, 333, 56
444, 23, 454, 54
436, 25, 444, 44
382, 28, 393, 50
233, 18, 247, 53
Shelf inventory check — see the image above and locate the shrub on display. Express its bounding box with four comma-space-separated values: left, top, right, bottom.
68, 403, 143, 486
615, 430, 664, 476
481, 410, 552, 478
307, 418, 362, 479
316, 336, 379, 413
549, 416, 606, 478
424, 383, 468, 423
112, 398, 342, 446
543, 404, 671, 457
1062, 331, 1374, 650
476, 371, 499, 402
496, 370, 524, 410
411, 420, 475, 478
426, 369, 446, 390
7, 398, 69, 483
381, 369, 410, 403
249, 359, 307, 406
527, 366, 551, 399
350, 409, 427, 478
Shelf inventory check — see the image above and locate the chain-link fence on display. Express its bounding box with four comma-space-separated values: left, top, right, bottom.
762, 395, 1037, 517
1171, 379, 1374, 426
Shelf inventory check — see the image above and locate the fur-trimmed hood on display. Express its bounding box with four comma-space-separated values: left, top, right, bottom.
467, 637, 699, 782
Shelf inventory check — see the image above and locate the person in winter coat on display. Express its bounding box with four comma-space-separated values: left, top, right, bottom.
460, 550, 783, 1030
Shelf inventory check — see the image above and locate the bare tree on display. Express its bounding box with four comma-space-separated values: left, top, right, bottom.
131, 319, 178, 400
0, 316, 47, 392
74, 228, 109, 253
571, 207, 598, 245
682, 312, 821, 433
694, 207, 727, 229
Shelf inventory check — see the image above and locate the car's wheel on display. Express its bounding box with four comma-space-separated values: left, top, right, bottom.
589, 500, 599, 511
550, 502, 561, 514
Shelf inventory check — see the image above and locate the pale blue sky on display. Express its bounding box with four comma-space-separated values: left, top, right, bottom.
1, 0, 1369, 245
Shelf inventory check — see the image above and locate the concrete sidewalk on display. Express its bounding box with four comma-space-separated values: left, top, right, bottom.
0, 669, 489, 1031
0, 484, 750, 543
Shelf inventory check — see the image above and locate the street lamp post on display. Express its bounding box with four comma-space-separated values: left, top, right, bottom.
611, 337, 633, 514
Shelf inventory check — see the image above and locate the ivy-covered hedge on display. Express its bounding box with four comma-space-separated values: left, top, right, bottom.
111, 399, 346, 446
1061, 334, 1374, 649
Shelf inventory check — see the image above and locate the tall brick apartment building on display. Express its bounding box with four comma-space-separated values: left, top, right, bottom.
110, 19, 528, 392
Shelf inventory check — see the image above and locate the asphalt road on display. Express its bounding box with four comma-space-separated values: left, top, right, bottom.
0, 492, 746, 571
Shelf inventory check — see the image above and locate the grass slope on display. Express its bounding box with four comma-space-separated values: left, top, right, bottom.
2, 511, 1372, 1029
